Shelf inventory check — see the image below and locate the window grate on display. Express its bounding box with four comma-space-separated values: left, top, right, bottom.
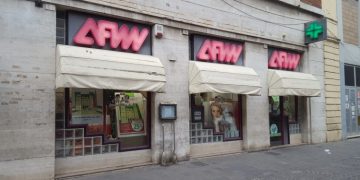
56, 11, 66, 45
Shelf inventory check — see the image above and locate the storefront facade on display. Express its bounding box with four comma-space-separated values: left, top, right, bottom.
338, 0, 360, 139
0, 0, 327, 179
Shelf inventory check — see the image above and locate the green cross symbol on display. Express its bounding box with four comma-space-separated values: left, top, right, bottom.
306, 22, 323, 39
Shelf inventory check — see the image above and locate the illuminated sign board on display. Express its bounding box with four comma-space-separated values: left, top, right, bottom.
191, 35, 244, 65
68, 12, 151, 55
268, 48, 302, 71
305, 18, 327, 44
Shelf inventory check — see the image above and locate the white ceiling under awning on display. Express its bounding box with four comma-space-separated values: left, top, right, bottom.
189, 61, 261, 95
56, 45, 166, 92
267, 69, 321, 97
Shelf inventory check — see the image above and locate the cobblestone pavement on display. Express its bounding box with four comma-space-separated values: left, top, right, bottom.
65, 138, 360, 180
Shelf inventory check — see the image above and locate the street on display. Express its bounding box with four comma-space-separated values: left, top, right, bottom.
64, 138, 360, 180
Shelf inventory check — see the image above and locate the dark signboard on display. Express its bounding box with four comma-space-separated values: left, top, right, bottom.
305, 18, 327, 44
68, 12, 152, 55
191, 106, 204, 123
191, 35, 244, 65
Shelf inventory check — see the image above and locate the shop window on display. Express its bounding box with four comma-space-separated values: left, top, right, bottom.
190, 93, 242, 144
55, 88, 150, 158
345, 65, 355, 86
284, 96, 297, 124
356, 67, 360, 87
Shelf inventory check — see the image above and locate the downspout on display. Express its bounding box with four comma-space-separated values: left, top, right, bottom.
308, 97, 313, 144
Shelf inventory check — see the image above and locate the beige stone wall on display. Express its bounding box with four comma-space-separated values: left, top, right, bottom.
322, 0, 342, 142
342, 0, 359, 45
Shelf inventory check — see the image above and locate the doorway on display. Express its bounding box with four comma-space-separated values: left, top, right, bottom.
269, 96, 292, 146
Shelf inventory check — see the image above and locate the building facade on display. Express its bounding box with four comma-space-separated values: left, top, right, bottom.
339, 0, 360, 138
322, 0, 342, 142
0, 0, 331, 179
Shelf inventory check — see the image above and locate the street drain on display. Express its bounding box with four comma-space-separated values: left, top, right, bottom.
191, 161, 208, 166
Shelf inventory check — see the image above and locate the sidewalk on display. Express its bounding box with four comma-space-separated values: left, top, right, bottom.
64, 138, 360, 180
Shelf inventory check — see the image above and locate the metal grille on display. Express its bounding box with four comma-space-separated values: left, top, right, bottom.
56, 11, 66, 44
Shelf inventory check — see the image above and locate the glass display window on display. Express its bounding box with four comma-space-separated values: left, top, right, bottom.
55, 88, 151, 158
190, 93, 242, 144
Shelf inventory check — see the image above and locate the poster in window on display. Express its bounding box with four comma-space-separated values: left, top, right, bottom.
115, 92, 146, 137
70, 89, 103, 134
207, 98, 239, 138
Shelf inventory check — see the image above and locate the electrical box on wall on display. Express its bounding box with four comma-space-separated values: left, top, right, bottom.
159, 103, 177, 121
154, 24, 164, 38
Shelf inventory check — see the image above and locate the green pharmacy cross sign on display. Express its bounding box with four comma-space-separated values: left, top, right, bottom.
306, 23, 323, 39
305, 18, 327, 44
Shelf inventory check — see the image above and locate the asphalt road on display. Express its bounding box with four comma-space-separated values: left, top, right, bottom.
65, 138, 360, 180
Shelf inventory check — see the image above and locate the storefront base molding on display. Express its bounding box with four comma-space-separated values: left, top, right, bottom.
0, 156, 54, 180
55, 149, 152, 178
190, 141, 243, 158
326, 130, 342, 142
290, 133, 303, 145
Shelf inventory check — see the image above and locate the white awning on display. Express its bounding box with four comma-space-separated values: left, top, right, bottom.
189, 61, 261, 95
56, 45, 166, 92
267, 69, 321, 97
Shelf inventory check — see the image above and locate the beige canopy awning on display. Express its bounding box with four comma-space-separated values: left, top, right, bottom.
267, 69, 321, 97
56, 45, 166, 92
189, 61, 261, 95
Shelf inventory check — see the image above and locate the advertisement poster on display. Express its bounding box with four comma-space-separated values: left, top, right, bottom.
206, 98, 239, 138
70, 90, 103, 133
115, 92, 146, 137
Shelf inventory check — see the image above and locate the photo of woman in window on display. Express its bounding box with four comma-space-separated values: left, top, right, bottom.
210, 102, 224, 133
209, 99, 239, 138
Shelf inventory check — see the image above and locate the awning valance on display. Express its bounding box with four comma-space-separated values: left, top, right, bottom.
56, 45, 166, 92
189, 61, 261, 95
267, 69, 321, 97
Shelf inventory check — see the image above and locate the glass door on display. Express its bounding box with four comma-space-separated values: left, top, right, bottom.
269, 96, 283, 146
345, 87, 360, 137
269, 96, 292, 146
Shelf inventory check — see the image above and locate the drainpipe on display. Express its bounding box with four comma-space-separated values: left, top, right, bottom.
307, 97, 313, 144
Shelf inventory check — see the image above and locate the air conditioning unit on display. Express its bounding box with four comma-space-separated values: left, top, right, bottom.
154, 24, 164, 38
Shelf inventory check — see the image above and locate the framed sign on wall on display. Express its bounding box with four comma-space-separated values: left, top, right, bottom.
159, 104, 177, 121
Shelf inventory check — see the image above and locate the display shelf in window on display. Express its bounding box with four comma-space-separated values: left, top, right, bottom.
75, 138, 83, 149
65, 129, 74, 138
74, 148, 83, 156
55, 130, 65, 139
93, 146, 101, 154
84, 147, 93, 155
66, 148, 75, 157
56, 140, 65, 149
75, 129, 84, 138
84, 137, 93, 147
110, 144, 118, 152
102, 145, 109, 153
65, 139, 74, 148
56, 149, 65, 158
93, 137, 102, 145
